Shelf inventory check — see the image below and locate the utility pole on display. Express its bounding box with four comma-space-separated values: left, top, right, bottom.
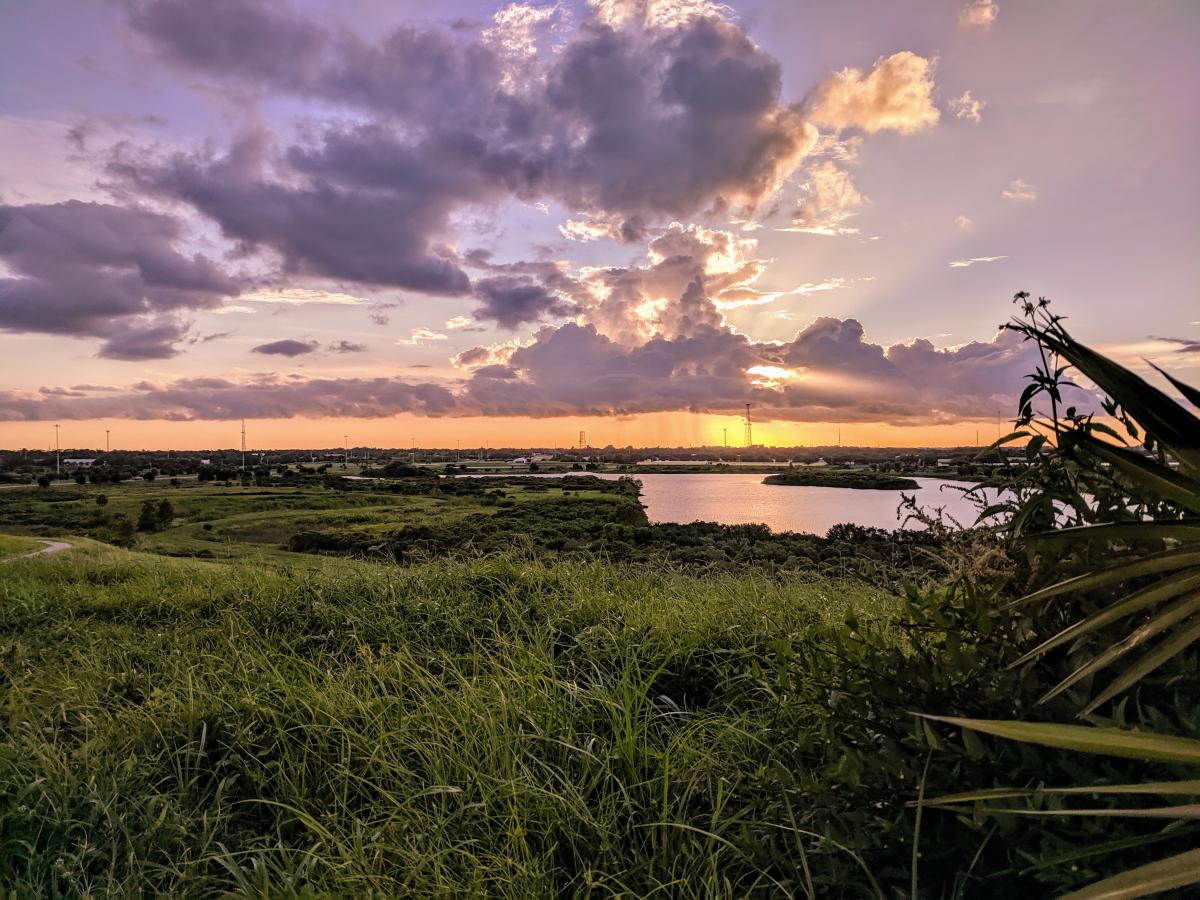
54, 424, 60, 475
240, 420, 246, 474
105, 429, 110, 453
343, 434, 348, 468
723, 427, 727, 449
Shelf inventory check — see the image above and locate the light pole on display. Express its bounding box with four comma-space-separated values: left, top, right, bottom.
105, 429, 110, 453
54, 424, 61, 474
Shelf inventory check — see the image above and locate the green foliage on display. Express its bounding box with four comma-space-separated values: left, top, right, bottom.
918, 294, 1200, 897
156, 498, 174, 529
136, 500, 160, 533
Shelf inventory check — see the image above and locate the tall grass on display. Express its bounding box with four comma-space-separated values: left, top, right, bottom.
1, 547, 896, 896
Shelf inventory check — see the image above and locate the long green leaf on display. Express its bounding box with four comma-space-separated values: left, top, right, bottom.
935, 804, 1200, 819
1041, 331, 1200, 474
1070, 433, 1200, 513
1062, 847, 1200, 899
1082, 615, 1200, 714
1148, 360, 1200, 411
916, 780, 1200, 806
1010, 549, 1200, 609
1026, 521, 1200, 548
1039, 591, 1200, 705
917, 716, 1200, 763
1011, 571, 1200, 667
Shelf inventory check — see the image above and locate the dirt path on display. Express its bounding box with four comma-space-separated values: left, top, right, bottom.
20, 540, 71, 558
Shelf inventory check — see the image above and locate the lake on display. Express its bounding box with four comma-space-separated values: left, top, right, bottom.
469, 472, 996, 535
613, 473, 991, 534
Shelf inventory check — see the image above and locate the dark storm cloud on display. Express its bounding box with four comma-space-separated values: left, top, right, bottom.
111, 127, 475, 295
0, 375, 457, 421
0, 200, 237, 358
472, 275, 578, 329
252, 338, 319, 357
119, 0, 818, 327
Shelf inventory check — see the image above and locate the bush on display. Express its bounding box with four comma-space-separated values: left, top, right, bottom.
136, 500, 160, 532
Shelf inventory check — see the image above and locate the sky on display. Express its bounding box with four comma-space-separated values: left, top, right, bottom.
1, 0, 1197, 451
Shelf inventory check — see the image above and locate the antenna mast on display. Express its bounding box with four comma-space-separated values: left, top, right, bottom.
743, 404, 752, 448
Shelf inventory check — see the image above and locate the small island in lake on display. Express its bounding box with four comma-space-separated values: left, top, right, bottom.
763, 470, 920, 490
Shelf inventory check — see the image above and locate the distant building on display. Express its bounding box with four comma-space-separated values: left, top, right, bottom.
510, 453, 554, 464
62, 458, 97, 468
936, 458, 953, 467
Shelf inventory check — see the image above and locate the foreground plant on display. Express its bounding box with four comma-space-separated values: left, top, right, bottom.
919, 294, 1200, 897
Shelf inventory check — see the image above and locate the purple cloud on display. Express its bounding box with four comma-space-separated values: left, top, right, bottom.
0, 200, 237, 358
252, 338, 319, 357
2, 315, 1046, 425
114, 0, 819, 329
0, 375, 456, 421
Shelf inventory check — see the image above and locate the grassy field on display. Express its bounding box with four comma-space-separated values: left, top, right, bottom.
1, 541, 900, 896
5, 471, 1168, 895
0, 477, 625, 563
0, 533, 41, 559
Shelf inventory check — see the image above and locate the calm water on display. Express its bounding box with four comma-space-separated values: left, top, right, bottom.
623, 473, 991, 534
470, 472, 996, 535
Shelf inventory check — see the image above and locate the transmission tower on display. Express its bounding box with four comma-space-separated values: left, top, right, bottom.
578, 430, 586, 450
743, 404, 752, 448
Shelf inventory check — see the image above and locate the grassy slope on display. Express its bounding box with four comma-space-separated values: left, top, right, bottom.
0, 480, 621, 562
0, 533, 42, 558
0, 544, 895, 897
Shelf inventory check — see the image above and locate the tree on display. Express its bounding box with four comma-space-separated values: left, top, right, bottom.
142, 469, 157, 483
95, 494, 108, 507
111, 515, 136, 547
36, 474, 52, 489
74, 473, 87, 485
156, 499, 175, 528
136, 500, 159, 532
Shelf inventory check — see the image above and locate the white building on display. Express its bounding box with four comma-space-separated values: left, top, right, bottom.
62, 458, 97, 468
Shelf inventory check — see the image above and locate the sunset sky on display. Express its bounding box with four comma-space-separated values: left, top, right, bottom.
1, 0, 1197, 451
